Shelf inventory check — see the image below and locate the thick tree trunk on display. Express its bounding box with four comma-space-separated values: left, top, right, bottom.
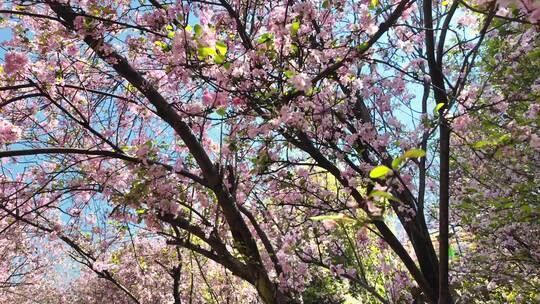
438, 119, 451, 304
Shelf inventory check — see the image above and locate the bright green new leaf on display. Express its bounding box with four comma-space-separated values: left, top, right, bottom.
403, 148, 426, 159
369, 165, 392, 179
449, 246, 456, 259
368, 190, 401, 202
310, 214, 356, 223
198, 47, 217, 58
215, 41, 227, 55
185, 24, 193, 32
154, 41, 170, 52
393, 149, 426, 169
194, 24, 203, 37
291, 21, 300, 36
214, 54, 226, 64
257, 33, 274, 44
497, 133, 511, 144
434, 102, 445, 114
391, 157, 405, 170
472, 140, 491, 149
284, 70, 295, 78
290, 43, 299, 55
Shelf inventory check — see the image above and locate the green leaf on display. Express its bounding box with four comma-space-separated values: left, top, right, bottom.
448, 246, 456, 259
214, 54, 226, 64
216, 107, 227, 116
290, 43, 299, 55
472, 140, 490, 149
370, 0, 378, 8
135, 208, 146, 215
391, 157, 405, 170
284, 70, 295, 78
215, 41, 227, 55
291, 21, 300, 36
198, 47, 217, 58
194, 24, 203, 37
257, 33, 274, 44
167, 31, 175, 39
369, 165, 392, 179
434, 102, 445, 115
368, 190, 401, 202
357, 42, 369, 52
185, 24, 193, 32
392, 149, 426, 170
497, 134, 511, 144
403, 148, 426, 159
154, 41, 170, 52
310, 214, 356, 223
322, 0, 330, 8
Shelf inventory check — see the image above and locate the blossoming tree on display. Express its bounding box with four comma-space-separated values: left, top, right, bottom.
0, 0, 538, 303
451, 17, 540, 302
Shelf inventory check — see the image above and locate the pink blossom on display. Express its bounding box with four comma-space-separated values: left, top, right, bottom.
296, 167, 309, 179
288, 73, 311, 92
202, 89, 215, 106
0, 119, 22, 145
329, 264, 345, 277
4, 51, 28, 75
457, 12, 477, 27
366, 23, 379, 35
452, 114, 473, 133
232, 97, 243, 106
173, 158, 183, 171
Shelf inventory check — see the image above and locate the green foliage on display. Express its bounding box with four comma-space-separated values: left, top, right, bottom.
257, 32, 274, 44
369, 165, 391, 179
368, 190, 401, 203
291, 21, 300, 36
310, 214, 356, 223
392, 148, 426, 169
193, 24, 203, 37
215, 41, 227, 55
302, 274, 347, 304
452, 20, 540, 302
434, 102, 445, 115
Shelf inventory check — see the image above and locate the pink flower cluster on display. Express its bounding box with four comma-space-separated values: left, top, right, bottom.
288, 73, 311, 92
4, 51, 28, 76
0, 119, 22, 145
476, 0, 540, 23
202, 89, 228, 107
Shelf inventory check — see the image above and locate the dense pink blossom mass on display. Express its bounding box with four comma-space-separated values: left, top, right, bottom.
0, 0, 538, 303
